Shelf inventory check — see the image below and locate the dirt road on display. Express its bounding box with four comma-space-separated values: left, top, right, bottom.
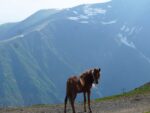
0, 94, 150, 113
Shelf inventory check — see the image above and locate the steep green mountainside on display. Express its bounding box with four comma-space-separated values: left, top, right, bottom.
0, 31, 73, 106
0, 0, 150, 106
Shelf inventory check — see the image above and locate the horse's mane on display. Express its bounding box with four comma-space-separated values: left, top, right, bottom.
80, 69, 92, 79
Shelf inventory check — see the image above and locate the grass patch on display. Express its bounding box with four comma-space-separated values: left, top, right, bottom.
96, 83, 150, 102
144, 112, 150, 113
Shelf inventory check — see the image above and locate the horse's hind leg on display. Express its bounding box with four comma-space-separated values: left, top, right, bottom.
69, 93, 76, 113
64, 95, 68, 113
70, 97, 76, 113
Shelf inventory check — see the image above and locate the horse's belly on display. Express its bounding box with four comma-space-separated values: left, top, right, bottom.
76, 84, 83, 93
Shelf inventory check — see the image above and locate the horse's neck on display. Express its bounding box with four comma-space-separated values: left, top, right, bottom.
80, 72, 92, 85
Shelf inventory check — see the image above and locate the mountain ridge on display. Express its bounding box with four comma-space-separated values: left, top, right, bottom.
0, 0, 150, 106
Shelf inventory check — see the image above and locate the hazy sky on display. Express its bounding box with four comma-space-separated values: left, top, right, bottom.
0, 0, 110, 24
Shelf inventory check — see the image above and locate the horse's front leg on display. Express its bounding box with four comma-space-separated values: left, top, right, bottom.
83, 92, 86, 112
87, 91, 92, 113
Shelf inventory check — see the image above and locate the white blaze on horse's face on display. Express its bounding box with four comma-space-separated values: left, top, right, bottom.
92, 83, 96, 88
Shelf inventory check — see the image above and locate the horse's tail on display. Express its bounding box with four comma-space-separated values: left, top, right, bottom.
66, 78, 74, 94
64, 79, 70, 113
64, 94, 68, 113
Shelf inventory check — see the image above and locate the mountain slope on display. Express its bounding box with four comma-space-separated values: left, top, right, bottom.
0, 31, 71, 106
0, 0, 150, 106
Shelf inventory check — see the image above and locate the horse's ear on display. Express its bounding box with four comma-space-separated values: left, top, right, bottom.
98, 68, 101, 72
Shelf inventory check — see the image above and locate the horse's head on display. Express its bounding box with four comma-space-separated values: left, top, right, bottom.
92, 68, 101, 84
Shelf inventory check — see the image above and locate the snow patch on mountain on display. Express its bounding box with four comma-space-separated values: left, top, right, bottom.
83, 5, 106, 16
101, 20, 117, 25
79, 15, 89, 19
107, 5, 112, 8
67, 15, 89, 22
129, 27, 136, 35
79, 21, 89, 24
120, 25, 126, 31
120, 25, 143, 36
68, 5, 106, 23
116, 33, 136, 49
73, 11, 78, 15
67, 15, 89, 21
140, 52, 150, 64
68, 17, 80, 21
0, 34, 24, 44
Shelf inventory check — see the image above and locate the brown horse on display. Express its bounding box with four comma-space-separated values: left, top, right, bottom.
64, 68, 101, 113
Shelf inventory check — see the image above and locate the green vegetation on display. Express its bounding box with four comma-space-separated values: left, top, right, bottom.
96, 83, 150, 102
0, 32, 67, 106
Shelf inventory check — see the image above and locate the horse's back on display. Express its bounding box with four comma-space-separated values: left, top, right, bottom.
66, 76, 78, 88
67, 76, 78, 82
66, 76, 84, 94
